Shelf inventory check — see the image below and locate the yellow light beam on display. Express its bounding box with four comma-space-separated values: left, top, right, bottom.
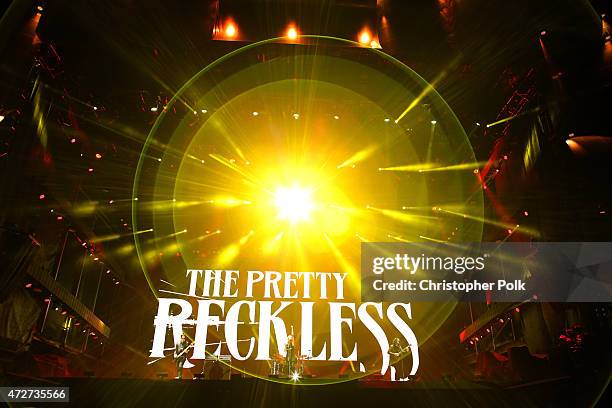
216, 230, 254, 266
418, 235, 445, 243
323, 233, 359, 290
367, 206, 437, 226
168, 229, 188, 237
196, 230, 222, 241
208, 196, 252, 208
388, 234, 411, 243
394, 71, 448, 123
208, 153, 259, 186
486, 106, 542, 128
337, 145, 378, 169
416, 161, 489, 173
92, 228, 153, 243
378, 163, 437, 172
355, 234, 369, 242
262, 230, 285, 254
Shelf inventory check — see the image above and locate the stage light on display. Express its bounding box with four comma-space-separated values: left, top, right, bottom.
0, 115, 4, 123
201, 109, 207, 114
252, 111, 259, 116
286, 25, 299, 40
333, 115, 340, 120
293, 113, 299, 119
431, 120, 437, 125
370, 40, 381, 49
70, 138, 76, 143
540, 30, 547, 36
39, 194, 45, 199
95, 153, 102, 159
291, 371, 301, 382
150, 107, 158, 112
274, 185, 314, 224
358, 29, 371, 45
225, 21, 237, 39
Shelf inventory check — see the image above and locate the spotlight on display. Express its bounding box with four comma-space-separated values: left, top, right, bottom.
358, 29, 371, 45
252, 111, 259, 116
292, 113, 299, 119
431, 120, 437, 125
225, 21, 237, 39
291, 371, 301, 382
540, 30, 547, 36
274, 185, 314, 224
150, 107, 158, 112
286, 25, 298, 40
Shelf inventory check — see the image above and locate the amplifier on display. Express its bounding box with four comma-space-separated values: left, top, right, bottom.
202, 356, 232, 380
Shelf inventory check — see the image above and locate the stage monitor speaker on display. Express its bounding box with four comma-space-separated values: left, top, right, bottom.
203, 360, 231, 380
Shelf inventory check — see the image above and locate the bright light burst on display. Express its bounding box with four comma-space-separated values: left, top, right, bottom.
274, 185, 315, 224
133, 37, 489, 382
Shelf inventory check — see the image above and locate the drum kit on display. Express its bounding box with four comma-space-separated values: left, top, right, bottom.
269, 353, 310, 376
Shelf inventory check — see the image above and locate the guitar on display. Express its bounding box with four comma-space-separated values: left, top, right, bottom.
388, 345, 411, 357
173, 343, 193, 360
